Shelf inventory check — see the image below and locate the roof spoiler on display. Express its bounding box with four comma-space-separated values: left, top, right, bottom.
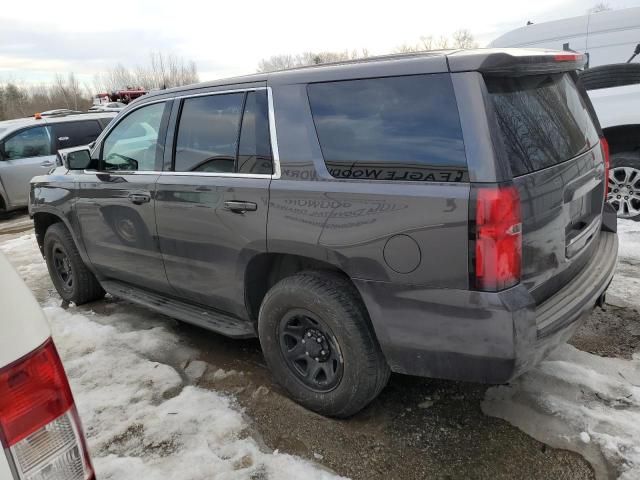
447, 48, 587, 75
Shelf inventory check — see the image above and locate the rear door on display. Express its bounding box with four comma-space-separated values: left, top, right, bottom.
0, 126, 55, 207
485, 71, 604, 303
75, 101, 173, 293
155, 88, 272, 319
51, 120, 103, 150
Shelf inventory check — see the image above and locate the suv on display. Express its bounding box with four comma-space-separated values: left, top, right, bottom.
0, 113, 115, 215
30, 49, 618, 417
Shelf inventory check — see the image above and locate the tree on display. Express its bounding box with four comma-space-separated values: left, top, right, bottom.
590, 2, 611, 13
257, 49, 370, 73
94, 52, 199, 92
452, 29, 478, 49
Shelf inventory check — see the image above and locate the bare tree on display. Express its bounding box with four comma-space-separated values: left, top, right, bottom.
590, 2, 611, 13
257, 49, 370, 73
94, 52, 199, 92
452, 29, 478, 49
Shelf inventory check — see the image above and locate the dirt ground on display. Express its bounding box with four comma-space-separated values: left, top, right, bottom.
3, 210, 638, 480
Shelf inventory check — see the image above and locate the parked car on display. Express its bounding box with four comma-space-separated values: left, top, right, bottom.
491, 8, 640, 219
0, 113, 116, 215
88, 102, 126, 113
30, 49, 618, 417
0, 252, 94, 480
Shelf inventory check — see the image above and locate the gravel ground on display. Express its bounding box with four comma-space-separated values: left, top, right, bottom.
3, 211, 637, 479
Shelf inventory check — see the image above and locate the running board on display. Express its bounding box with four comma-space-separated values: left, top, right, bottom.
101, 280, 256, 339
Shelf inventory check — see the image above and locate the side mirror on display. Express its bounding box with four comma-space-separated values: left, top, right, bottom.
58, 146, 92, 170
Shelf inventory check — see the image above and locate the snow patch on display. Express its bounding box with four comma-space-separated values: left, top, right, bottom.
45, 305, 345, 480
482, 344, 640, 480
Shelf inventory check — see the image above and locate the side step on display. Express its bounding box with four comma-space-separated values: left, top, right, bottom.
101, 280, 256, 339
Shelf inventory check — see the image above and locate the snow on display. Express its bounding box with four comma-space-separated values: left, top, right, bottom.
0, 232, 345, 480
483, 219, 640, 480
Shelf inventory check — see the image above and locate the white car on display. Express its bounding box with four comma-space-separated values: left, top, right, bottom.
0, 253, 94, 480
88, 102, 126, 113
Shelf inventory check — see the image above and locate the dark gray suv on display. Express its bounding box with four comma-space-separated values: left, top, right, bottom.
30, 49, 618, 417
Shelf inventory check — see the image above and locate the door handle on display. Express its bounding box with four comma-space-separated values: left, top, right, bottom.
40, 160, 54, 167
128, 192, 151, 205
224, 200, 257, 213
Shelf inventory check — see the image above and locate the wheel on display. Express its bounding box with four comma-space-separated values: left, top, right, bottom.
579, 63, 640, 91
607, 152, 640, 220
44, 223, 105, 304
258, 271, 390, 418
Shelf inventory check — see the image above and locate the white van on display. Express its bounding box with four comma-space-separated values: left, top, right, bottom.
490, 7, 640, 67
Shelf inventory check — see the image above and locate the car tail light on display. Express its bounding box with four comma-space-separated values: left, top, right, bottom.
600, 137, 610, 200
0, 339, 94, 480
471, 185, 522, 291
554, 53, 583, 62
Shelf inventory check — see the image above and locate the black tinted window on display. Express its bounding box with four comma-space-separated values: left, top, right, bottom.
486, 73, 599, 177
174, 93, 244, 173
53, 121, 102, 149
238, 91, 272, 174
308, 74, 467, 182
3, 127, 52, 160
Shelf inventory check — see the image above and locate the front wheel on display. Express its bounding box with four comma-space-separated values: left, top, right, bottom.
44, 223, 105, 304
608, 152, 640, 220
258, 271, 390, 418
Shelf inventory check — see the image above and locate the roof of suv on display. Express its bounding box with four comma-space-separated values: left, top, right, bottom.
0, 112, 117, 138
141, 48, 583, 102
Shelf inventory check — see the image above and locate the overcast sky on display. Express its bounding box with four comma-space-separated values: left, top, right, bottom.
2, 0, 640, 87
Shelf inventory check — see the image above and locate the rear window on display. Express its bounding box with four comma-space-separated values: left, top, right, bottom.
486, 73, 599, 177
308, 74, 468, 183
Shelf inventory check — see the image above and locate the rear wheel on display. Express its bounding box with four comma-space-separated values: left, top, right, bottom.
258, 271, 390, 418
608, 152, 640, 220
579, 63, 640, 90
44, 223, 105, 304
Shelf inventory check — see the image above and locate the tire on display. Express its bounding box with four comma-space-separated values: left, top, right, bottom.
44, 223, 105, 304
608, 152, 640, 220
579, 63, 640, 91
258, 271, 390, 418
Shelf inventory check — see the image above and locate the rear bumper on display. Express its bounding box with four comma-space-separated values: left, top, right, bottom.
354, 230, 618, 384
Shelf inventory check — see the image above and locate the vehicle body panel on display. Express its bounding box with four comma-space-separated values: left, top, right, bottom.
588, 83, 640, 129
155, 175, 270, 318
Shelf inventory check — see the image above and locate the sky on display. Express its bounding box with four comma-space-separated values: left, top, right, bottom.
1, 0, 640, 89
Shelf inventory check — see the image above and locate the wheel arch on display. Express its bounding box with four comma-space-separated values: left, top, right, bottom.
244, 252, 366, 326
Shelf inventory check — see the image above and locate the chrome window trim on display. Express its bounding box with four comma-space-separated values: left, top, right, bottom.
87, 86, 281, 179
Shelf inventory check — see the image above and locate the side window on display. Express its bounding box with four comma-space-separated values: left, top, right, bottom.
2, 126, 52, 161
102, 102, 166, 171
53, 121, 102, 150
238, 91, 273, 174
307, 74, 468, 182
174, 93, 244, 173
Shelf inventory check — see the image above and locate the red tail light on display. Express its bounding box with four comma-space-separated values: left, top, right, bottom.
554, 53, 583, 62
0, 339, 94, 479
600, 137, 610, 200
472, 185, 522, 291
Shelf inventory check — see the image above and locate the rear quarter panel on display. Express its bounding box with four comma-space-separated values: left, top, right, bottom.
268, 84, 470, 288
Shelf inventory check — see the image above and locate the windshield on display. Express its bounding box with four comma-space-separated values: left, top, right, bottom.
486, 73, 599, 177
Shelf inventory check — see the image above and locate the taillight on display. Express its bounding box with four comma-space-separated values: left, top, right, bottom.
471, 184, 522, 291
600, 137, 610, 200
0, 339, 94, 480
554, 53, 583, 62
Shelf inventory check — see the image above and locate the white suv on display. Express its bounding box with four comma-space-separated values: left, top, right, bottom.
0, 253, 94, 480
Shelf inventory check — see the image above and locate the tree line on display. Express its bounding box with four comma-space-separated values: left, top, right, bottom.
257, 29, 478, 72
0, 52, 199, 121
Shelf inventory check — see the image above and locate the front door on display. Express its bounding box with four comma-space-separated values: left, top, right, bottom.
0, 126, 55, 207
155, 89, 273, 318
75, 100, 173, 292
